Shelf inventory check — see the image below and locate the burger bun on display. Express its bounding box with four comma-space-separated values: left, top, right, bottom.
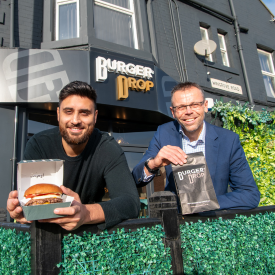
24, 183, 62, 197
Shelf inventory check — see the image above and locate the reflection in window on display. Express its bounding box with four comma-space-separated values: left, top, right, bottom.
200, 27, 213, 62
94, 0, 138, 49
111, 120, 157, 146
258, 49, 275, 98
113, 132, 155, 146
56, 0, 79, 40
27, 120, 57, 140
124, 152, 144, 171
218, 34, 230, 67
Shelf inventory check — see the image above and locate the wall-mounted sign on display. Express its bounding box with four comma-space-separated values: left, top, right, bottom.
96, 56, 155, 100
210, 78, 242, 94
96, 56, 154, 82
116, 75, 154, 100
0, 49, 89, 102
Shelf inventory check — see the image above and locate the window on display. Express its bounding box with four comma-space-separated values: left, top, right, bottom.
56, 0, 79, 41
94, 0, 138, 49
258, 49, 275, 98
200, 27, 212, 61
218, 34, 230, 67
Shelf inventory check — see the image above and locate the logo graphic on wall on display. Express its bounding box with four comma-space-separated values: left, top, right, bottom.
95, 56, 154, 100
2, 50, 69, 102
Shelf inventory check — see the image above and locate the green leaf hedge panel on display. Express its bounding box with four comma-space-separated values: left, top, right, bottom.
181, 212, 275, 274
0, 228, 31, 274
58, 225, 172, 275
212, 101, 275, 206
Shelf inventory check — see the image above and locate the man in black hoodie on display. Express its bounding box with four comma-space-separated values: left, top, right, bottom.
7, 81, 140, 230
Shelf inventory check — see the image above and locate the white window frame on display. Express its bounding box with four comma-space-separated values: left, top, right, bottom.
200, 27, 213, 62
56, 0, 80, 41
257, 49, 275, 98
94, 0, 139, 49
218, 34, 230, 67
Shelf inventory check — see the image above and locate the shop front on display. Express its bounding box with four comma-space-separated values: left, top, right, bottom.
0, 48, 178, 216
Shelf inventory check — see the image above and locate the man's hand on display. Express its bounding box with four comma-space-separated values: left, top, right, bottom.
7, 190, 32, 224
39, 186, 105, 231
145, 145, 187, 176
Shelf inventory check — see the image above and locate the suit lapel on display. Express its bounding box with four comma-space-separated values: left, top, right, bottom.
169, 121, 182, 148
205, 122, 219, 182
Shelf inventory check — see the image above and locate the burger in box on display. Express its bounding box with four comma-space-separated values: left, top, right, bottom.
18, 159, 74, 221
24, 183, 63, 206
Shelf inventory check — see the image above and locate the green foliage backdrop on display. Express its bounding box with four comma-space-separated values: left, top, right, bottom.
58, 225, 172, 274
212, 101, 275, 206
181, 212, 275, 274
0, 228, 31, 275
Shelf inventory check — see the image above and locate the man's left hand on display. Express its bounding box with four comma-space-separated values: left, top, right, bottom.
38, 185, 88, 231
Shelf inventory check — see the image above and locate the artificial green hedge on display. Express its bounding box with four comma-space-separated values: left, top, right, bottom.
181, 212, 275, 274
212, 101, 275, 206
2, 213, 275, 274
0, 228, 31, 274
58, 225, 172, 274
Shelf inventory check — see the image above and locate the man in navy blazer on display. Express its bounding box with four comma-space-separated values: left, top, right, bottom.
132, 82, 260, 210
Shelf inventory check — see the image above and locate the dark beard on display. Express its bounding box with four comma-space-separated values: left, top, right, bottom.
59, 124, 93, 145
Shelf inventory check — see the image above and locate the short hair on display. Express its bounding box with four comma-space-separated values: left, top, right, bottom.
59, 81, 97, 108
171, 82, 205, 101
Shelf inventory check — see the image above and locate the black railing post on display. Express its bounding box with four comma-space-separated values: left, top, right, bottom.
31, 221, 62, 275
0, 208, 7, 222
149, 191, 184, 275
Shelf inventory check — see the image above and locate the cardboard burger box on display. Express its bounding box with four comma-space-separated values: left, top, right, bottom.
18, 159, 74, 221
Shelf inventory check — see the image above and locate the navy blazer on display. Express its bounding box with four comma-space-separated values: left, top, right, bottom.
132, 121, 260, 210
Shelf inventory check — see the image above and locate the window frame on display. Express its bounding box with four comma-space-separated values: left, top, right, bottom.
218, 33, 230, 67
200, 26, 213, 62
257, 49, 275, 98
94, 0, 139, 49
55, 0, 80, 41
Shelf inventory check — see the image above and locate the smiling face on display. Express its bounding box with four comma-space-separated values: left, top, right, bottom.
57, 95, 98, 151
170, 87, 208, 142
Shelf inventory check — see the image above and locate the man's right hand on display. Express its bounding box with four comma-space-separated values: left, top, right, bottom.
7, 190, 31, 223
145, 145, 187, 176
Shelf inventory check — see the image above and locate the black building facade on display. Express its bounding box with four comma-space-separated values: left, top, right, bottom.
0, 0, 275, 216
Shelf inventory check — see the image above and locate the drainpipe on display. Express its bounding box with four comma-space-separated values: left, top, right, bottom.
10, 0, 14, 48
168, 0, 185, 82
11, 106, 18, 193
171, 0, 188, 81
10, 0, 16, 196
228, 0, 254, 105
168, 0, 189, 82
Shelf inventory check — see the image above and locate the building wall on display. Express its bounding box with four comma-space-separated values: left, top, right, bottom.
151, 0, 180, 81
234, 0, 275, 104
14, 0, 43, 48
151, 0, 275, 108
0, 0, 43, 49
152, 1, 244, 93
193, 0, 232, 15
1, 0, 275, 109
0, 0, 11, 47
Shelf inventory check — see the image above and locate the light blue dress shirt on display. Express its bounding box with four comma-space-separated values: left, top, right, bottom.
180, 121, 206, 157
